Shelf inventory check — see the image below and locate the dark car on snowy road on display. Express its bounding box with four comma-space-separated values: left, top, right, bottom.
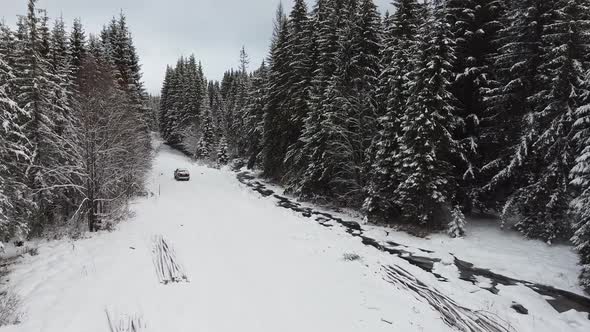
174, 168, 190, 181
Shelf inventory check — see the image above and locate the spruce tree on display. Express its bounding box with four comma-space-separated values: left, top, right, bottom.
498, 0, 590, 243
392, 1, 461, 228
0, 53, 30, 240
446, 0, 506, 212
69, 18, 86, 79
571, 74, 590, 291
294, 0, 381, 204
217, 137, 229, 165
283, 0, 312, 155
159, 65, 174, 139
483, 0, 553, 209
448, 206, 467, 238
12, 0, 73, 233
365, 0, 422, 222
261, 7, 290, 179
242, 62, 269, 169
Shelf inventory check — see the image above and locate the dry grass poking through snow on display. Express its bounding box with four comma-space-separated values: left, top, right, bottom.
105, 309, 146, 332
151, 235, 188, 284
0, 291, 22, 326
384, 265, 513, 332
342, 253, 362, 262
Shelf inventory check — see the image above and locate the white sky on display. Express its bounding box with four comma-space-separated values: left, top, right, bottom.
2, 0, 393, 94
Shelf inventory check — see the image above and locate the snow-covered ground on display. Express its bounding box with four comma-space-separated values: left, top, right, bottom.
1, 144, 589, 332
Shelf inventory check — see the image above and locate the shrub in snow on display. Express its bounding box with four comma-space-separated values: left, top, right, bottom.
448, 206, 466, 238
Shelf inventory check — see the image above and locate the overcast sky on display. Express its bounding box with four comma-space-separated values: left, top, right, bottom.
2, 0, 392, 94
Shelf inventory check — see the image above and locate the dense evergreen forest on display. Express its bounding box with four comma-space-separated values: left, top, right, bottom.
158, 0, 590, 290
0, 0, 152, 239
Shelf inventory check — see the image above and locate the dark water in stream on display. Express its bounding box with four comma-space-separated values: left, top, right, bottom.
236, 171, 590, 319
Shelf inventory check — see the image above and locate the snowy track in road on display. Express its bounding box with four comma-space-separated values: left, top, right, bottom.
2, 144, 589, 332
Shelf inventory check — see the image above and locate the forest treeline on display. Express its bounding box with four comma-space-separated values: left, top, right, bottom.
158, 0, 590, 289
0, 0, 152, 239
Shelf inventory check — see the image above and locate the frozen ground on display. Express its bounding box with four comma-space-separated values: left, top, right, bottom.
1, 144, 589, 332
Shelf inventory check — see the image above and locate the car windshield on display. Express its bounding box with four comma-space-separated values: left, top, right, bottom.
177, 169, 189, 174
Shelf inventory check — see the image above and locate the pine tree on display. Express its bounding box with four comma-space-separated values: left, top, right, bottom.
49, 17, 70, 74
482, 0, 553, 209
197, 86, 215, 159
69, 18, 86, 79
261, 6, 290, 179
37, 10, 51, 59
392, 1, 461, 228
185, 55, 202, 129
217, 137, 229, 165
446, 0, 506, 212
242, 62, 269, 168
230, 47, 251, 156
283, 0, 313, 155
12, 0, 74, 233
571, 74, 590, 291
498, 0, 590, 243
448, 206, 467, 238
365, 0, 423, 222
0, 51, 30, 240
293, 0, 381, 204
159, 65, 174, 139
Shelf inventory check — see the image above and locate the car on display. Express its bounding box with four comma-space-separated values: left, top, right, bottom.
174, 168, 190, 181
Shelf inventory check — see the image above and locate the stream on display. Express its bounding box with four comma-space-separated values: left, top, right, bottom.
236, 171, 590, 319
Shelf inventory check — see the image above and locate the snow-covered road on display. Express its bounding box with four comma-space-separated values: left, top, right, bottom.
2, 144, 589, 332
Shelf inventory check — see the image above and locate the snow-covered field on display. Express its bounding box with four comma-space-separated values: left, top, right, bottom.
1, 144, 589, 332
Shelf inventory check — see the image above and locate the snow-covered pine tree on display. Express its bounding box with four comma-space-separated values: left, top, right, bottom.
448, 206, 467, 238
196, 86, 216, 160
195, 138, 209, 160
208, 81, 224, 135
49, 17, 75, 136
285, 0, 348, 185
226, 47, 251, 157
12, 0, 74, 233
241, 62, 268, 169
498, 0, 590, 243
49, 17, 70, 75
184, 55, 203, 130
292, 0, 381, 205
69, 18, 86, 79
571, 70, 590, 291
37, 10, 51, 59
282, 0, 313, 169
482, 0, 553, 209
164, 57, 189, 145
364, 0, 422, 223
392, 1, 461, 228
217, 137, 229, 165
261, 6, 291, 180
0, 50, 31, 240
159, 65, 175, 140
309, 0, 347, 104
446, 0, 506, 212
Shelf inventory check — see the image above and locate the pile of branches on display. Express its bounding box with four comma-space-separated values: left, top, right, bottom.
384, 265, 513, 332
151, 235, 188, 284
105, 309, 146, 332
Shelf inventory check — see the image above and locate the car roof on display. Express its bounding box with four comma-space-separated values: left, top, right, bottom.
176, 168, 189, 172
